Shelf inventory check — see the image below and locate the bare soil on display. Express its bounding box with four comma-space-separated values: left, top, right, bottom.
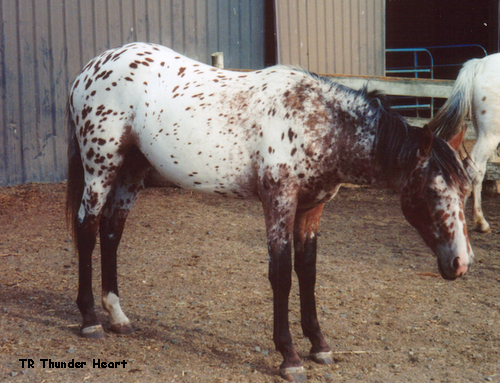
1, 182, 499, 383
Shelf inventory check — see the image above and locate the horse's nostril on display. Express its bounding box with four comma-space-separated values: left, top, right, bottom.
453, 257, 460, 270
452, 256, 468, 278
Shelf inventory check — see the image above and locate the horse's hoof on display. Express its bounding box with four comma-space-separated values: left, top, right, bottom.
310, 351, 334, 365
81, 324, 105, 339
110, 323, 134, 335
474, 223, 491, 233
280, 366, 308, 382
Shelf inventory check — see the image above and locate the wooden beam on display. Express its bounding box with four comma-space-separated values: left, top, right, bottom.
326, 74, 455, 98
230, 71, 455, 99
405, 117, 480, 141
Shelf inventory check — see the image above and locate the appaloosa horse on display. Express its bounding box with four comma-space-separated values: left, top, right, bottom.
67, 42, 473, 382
428, 53, 500, 233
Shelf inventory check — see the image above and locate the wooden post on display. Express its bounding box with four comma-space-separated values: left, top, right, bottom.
211, 52, 224, 69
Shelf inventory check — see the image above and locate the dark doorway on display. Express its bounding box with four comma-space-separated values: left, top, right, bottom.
386, 0, 498, 80
386, 0, 498, 117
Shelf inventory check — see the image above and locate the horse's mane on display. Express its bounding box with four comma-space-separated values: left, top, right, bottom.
361, 88, 469, 190
309, 72, 469, 190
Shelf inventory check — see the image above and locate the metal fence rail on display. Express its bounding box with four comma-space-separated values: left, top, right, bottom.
385, 44, 488, 117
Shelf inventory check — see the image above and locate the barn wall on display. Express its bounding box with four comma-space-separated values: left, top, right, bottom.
0, 0, 266, 186
275, 0, 386, 76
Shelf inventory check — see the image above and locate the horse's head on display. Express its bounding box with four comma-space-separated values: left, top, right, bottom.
400, 127, 473, 280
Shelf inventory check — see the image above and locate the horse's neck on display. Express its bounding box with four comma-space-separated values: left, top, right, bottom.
315, 83, 414, 190
329, 123, 379, 186
330, 119, 411, 191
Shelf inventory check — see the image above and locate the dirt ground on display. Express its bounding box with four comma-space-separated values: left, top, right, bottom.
0, 182, 499, 383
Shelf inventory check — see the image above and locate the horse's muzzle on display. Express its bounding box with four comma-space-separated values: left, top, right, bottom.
437, 257, 469, 281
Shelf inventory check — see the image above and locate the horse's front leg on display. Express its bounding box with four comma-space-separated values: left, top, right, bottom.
269, 238, 306, 381
293, 204, 333, 365
260, 188, 306, 382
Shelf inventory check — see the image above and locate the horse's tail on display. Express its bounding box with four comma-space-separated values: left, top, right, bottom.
66, 101, 84, 249
427, 57, 485, 141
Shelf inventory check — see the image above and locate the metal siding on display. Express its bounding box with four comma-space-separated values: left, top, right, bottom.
332, 0, 344, 73
0, 0, 266, 186
250, 1, 265, 68
240, 1, 252, 68
134, 0, 149, 42
80, 1, 95, 68
121, 0, 136, 43
34, 0, 57, 182
324, 0, 336, 72
196, 0, 209, 62
307, 1, 319, 70
229, 0, 240, 68
50, 0, 68, 180
159, 0, 173, 47
1, 1, 23, 185
297, 1, 308, 66
19, 1, 40, 182
0, 5, 4, 185
207, 0, 219, 57
172, 0, 185, 51
65, 1, 82, 75
217, 1, 230, 64
183, 1, 199, 60
276, 0, 386, 76
374, 0, 386, 75
148, 0, 162, 45
342, 0, 354, 73
107, 0, 123, 47
95, 1, 109, 53
315, 0, 327, 73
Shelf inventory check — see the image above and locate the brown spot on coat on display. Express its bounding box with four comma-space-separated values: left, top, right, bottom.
86, 148, 95, 160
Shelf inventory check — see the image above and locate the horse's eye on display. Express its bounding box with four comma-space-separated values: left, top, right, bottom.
427, 189, 438, 197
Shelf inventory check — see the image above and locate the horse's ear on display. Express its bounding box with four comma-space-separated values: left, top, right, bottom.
417, 125, 434, 158
448, 125, 467, 151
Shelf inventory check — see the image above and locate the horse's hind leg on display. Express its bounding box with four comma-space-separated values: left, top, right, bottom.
468, 130, 500, 233
74, 130, 132, 338
76, 179, 118, 339
76, 212, 104, 338
293, 204, 334, 366
100, 146, 151, 334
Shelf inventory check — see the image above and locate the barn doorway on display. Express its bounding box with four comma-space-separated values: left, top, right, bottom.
385, 0, 499, 117
386, 0, 498, 80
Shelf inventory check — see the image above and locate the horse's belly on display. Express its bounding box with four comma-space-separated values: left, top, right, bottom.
141, 134, 258, 198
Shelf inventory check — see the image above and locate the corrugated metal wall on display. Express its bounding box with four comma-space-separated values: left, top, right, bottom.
275, 0, 385, 76
0, 0, 266, 186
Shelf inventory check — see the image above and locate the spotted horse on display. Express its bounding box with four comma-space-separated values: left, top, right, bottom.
67, 42, 474, 382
